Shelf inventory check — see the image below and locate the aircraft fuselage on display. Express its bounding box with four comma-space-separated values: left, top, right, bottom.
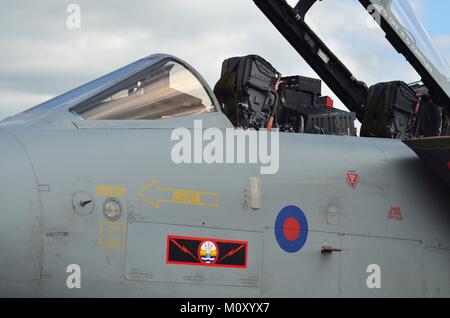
0, 120, 448, 297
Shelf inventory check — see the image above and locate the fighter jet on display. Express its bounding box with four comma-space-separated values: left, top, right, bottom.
0, 0, 449, 297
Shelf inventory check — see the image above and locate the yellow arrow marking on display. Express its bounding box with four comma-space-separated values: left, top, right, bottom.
138, 180, 218, 208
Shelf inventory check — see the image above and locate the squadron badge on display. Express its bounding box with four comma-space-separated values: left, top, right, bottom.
199, 240, 218, 265
167, 235, 247, 268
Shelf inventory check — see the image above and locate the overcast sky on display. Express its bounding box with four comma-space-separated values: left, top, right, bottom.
0, 0, 449, 121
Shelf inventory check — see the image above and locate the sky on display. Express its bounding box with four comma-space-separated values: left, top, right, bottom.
420, 0, 450, 36
0, 0, 449, 121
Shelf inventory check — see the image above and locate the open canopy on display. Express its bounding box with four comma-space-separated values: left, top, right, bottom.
365, 0, 450, 103
255, 0, 450, 118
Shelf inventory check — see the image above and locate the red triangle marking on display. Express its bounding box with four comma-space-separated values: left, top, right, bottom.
346, 171, 359, 189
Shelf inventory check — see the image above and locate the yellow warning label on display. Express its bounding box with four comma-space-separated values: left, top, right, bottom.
138, 180, 218, 208
96, 185, 127, 198
98, 221, 126, 249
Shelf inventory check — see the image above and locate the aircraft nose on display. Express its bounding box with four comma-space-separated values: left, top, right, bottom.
0, 129, 43, 297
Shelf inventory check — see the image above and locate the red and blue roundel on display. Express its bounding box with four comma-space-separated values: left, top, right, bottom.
275, 205, 308, 253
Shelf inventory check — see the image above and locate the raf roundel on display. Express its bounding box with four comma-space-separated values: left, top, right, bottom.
275, 205, 309, 253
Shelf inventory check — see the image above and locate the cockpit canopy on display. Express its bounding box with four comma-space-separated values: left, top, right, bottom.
71, 60, 215, 120
254, 0, 450, 138
7, 54, 217, 125
372, 0, 450, 100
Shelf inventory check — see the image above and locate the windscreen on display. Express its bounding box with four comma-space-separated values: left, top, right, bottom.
71, 60, 215, 120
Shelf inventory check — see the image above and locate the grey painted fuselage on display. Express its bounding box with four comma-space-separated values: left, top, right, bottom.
0, 55, 448, 298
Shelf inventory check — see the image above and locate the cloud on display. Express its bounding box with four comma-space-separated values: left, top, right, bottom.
0, 90, 53, 119
0, 0, 445, 121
